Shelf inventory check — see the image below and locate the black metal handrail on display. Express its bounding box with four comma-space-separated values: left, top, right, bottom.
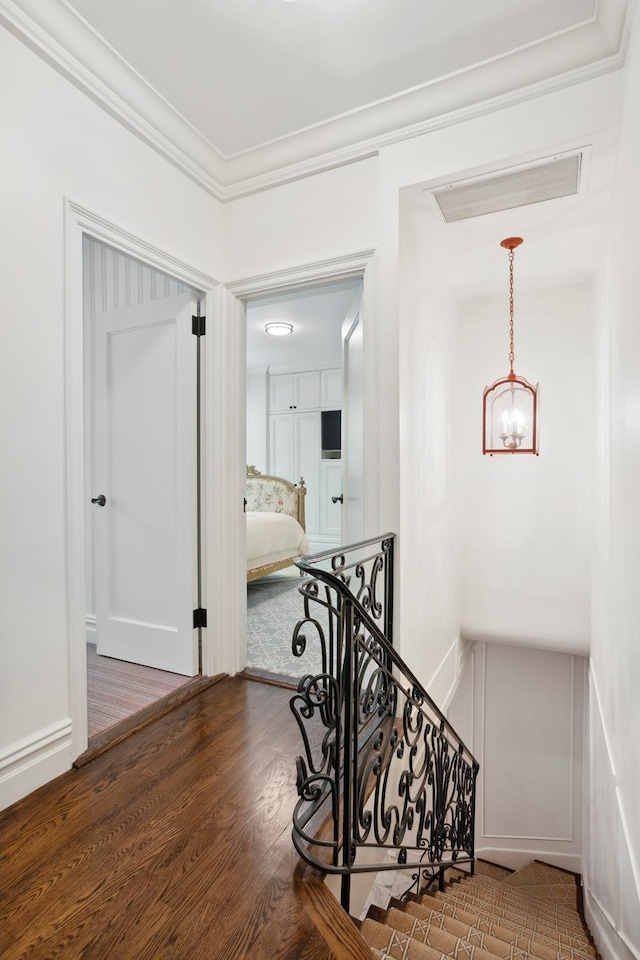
290, 533, 479, 911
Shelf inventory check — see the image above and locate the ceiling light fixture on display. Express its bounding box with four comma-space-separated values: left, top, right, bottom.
265, 322, 293, 336
482, 237, 539, 455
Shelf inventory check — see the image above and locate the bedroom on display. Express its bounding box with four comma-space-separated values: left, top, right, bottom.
244, 278, 363, 680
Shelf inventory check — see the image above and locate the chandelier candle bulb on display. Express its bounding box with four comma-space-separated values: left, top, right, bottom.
482, 237, 539, 455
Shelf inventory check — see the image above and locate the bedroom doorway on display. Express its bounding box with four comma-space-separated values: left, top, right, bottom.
244, 277, 364, 680
83, 236, 204, 743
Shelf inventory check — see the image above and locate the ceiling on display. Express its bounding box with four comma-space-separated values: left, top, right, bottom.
65, 0, 597, 157
8, 0, 628, 195
246, 279, 361, 368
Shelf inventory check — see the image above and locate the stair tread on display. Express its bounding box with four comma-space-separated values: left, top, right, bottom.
386, 906, 533, 960
360, 861, 596, 960
407, 896, 592, 960
360, 914, 509, 960
437, 889, 588, 938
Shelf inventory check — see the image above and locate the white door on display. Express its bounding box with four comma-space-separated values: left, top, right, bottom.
321, 460, 343, 539
93, 293, 199, 675
342, 298, 364, 545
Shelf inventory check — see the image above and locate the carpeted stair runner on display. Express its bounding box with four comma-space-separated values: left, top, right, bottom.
360, 861, 596, 960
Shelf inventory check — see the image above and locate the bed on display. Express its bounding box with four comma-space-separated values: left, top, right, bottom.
246, 465, 309, 581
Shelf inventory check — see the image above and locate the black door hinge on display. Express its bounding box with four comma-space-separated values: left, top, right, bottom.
192, 315, 206, 337
193, 607, 207, 629
244, 497, 247, 513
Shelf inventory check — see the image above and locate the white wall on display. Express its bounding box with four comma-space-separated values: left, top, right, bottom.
585, 5, 640, 956
448, 641, 586, 873
453, 283, 593, 656
246, 367, 268, 473
398, 195, 463, 693
0, 25, 223, 808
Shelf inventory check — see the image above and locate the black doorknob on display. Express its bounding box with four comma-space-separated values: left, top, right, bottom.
331, 494, 343, 504
91, 495, 106, 506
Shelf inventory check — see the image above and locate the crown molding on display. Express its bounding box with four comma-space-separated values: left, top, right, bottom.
222, 53, 623, 201
0, 0, 631, 202
0, 0, 226, 199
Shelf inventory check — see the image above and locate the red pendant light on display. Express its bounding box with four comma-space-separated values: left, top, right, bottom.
482, 237, 539, 456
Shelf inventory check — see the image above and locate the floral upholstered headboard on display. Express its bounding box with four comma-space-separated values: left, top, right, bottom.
246, 465, 306, 529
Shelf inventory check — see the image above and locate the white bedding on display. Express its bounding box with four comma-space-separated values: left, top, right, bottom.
246, 511, 309, 570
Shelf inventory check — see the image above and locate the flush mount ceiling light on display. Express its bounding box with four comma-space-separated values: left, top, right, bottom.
482, 237, 539, 456
265, 321, 293, 336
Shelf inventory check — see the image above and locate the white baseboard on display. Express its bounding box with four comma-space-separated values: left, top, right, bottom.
0, 718, 73, 811
86, 613, 97, 643
584, 884, 640, 960
427, 636, 461, 712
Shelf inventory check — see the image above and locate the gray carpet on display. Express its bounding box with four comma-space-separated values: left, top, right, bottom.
246, 576, 325, 678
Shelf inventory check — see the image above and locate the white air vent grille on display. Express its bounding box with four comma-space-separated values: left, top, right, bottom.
429, 153, 582, 223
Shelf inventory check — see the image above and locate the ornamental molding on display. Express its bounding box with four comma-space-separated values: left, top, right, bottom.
0, 0, 631, 202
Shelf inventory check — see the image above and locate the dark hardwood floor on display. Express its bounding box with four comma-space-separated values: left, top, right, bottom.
0, 677, 356, 960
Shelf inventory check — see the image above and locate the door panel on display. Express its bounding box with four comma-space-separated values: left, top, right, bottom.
293, 371, 319, 410
269, 413, 295, 479
94, 293, 198, 675
321, 460, 343, 539
269, 374, 294, 412
295, 411, 320, 535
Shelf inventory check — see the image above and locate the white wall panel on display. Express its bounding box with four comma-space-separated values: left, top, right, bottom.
483, 644, 573, 841
584, 670, 640, 960
448, 641, 585, 872
587, 9, 640, 959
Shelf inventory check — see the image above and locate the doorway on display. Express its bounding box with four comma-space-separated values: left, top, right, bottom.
83, 236, 204, 742
243, 277, 364, 679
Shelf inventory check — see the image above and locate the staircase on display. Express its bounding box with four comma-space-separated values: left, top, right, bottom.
358, 860, 597, 960
288, 539, 597, 960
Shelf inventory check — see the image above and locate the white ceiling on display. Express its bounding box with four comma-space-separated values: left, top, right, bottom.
15, 0, 624, 193
246, 279, 361, 368
65, 0, 596, 157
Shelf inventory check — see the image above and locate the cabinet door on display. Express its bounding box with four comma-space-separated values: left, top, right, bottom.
321, 368, 342, 408
269, 374, 294, 412
321, 461, 343, 540
293, 371, 319, 410
295, 411, 320, 535
269, 413, 295, 481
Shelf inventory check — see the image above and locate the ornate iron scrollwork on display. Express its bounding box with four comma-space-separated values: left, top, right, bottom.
289, 534, 478, 911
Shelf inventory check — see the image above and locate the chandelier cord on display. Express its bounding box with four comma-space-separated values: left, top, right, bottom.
508, 246, 515, 373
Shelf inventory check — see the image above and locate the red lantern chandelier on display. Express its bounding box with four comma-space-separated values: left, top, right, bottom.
482, 237, 539, 456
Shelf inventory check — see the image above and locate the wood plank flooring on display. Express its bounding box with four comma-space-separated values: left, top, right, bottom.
0, 677, 344, 960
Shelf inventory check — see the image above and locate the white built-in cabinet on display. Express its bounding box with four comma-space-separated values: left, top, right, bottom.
320, 368, 342, 409
270, 410, 320, 534
270, 371, 319, 412
269, 367, 342, 544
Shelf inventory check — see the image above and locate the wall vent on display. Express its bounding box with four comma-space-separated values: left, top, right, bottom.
427, 153, 583, 223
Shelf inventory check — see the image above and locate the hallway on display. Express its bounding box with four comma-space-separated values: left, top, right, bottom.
0, 678, 332, 959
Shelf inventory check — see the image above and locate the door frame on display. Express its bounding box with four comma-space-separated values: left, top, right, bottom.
64, 199, 228, 759
341, 294, 364, 546
226, 248, 377, 666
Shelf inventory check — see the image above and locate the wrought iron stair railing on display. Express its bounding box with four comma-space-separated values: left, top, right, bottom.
290, 533, 479, 912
